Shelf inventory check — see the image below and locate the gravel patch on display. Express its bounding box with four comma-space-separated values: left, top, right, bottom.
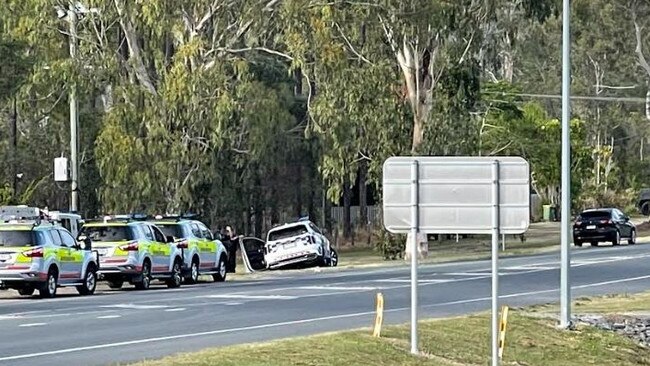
577, 314, 650, 347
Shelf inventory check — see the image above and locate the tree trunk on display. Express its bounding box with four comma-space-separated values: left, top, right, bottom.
596, 131, 601, 186
253, 175, 263, 238
114, 0, 158, 95
323, 185, 332, 233
358, 158, 368, 228
294, 68, 303, 96
646, 85, 650, 123
10, 97, 17, 201
294, 162, 302, 217
412, 114, 424, 153
343, 176, 352, 240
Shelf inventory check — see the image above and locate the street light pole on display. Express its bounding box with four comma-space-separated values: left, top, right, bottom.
560, 0, 572, 328
68, 5, 79, 213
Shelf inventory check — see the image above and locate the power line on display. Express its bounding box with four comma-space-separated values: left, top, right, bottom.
482, 91, 647, 103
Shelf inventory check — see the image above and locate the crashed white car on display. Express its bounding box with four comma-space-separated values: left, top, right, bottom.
264, 219, 338, 269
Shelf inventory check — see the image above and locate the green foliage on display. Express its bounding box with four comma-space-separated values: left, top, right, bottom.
1, 0, 650, 238
481, 85, 591, 205
0, 185, 12, 205
375, 230, 406, 260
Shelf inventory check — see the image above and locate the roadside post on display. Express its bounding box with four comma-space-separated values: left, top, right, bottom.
382, 156, 529, 364
498, 305, 510, 360
373, 292, 385, 337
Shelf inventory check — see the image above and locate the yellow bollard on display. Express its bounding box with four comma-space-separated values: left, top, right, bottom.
372, 292, 384, 337
498, 305, 509, 359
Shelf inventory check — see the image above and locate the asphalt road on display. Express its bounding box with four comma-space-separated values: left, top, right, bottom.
2, 243, 650, 366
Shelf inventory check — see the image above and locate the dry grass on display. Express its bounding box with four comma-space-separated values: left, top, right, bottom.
127, 309, 650, 366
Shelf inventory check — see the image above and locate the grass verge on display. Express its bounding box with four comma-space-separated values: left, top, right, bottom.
127, 292, 650, 366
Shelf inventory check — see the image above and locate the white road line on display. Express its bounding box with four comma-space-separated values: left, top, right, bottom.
164, 308, 186, 312
100, 304, 170, 310
297, 286, 379, 291
202, 294, 298, 300
0, 313, 71, 320
503, 266, 555, 271
97, 315, 121, 319
218, 302, 243, 306
18, 323, 47, 328
374, 279, 450, 284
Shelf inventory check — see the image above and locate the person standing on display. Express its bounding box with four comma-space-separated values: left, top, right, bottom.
223, 225, 238, 273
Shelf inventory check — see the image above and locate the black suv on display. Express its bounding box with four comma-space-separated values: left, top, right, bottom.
573, 208, 636, 247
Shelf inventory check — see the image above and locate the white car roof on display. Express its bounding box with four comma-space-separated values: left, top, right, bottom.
268, 221, 310, 233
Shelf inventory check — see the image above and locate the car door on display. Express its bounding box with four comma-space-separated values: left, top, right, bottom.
309, 223, 329, 255
197, 223, 218, 268
58, 229, 83, 281
186, 223, 204, 265
612, 210, 626, 237
617, 210, 633, 237
139, 224, 161, 273
150, 225, 173, 273
241, 237, 266, 271
49, 230, 76, 281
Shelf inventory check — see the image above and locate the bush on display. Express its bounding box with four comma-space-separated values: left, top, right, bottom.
375, 229, 405, 260
575, 187, 638, 213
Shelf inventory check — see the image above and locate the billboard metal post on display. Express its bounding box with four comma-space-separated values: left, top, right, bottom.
491, 160, 501, 366
410, 160, 419, 355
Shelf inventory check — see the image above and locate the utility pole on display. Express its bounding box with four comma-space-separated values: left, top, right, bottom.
560, 0, 572, 329
68, 4, 79, 213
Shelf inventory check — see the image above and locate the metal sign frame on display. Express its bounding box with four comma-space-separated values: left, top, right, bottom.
381, 156, 530, 366
382, 156, 530, 235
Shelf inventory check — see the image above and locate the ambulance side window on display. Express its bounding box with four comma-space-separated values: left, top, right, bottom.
34, 231, 52, 247
141, 225, 155, 241
190, 224, 202, 238
151, 226, 166, 243
49, 230, 63, 247
198, 223, 212, 240
59, 230, 76, 247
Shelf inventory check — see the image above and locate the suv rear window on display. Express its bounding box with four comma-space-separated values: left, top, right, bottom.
580, 211, 611, 219
81, 226, 134, 242
268, 225, 309, 241
156, 224, 188, 239
0, 230, 36, 247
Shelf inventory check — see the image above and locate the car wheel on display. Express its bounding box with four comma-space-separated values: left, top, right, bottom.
574, 241, 583, 247
612, 231, 621, 246
642, 202, 650, 216
166, 259, 183, 288
212, 256, 227, 282
135, 260, 151, 290
591, 241, 599, 247
39, 268, 58, 298
18, 287, 34, 296
329, 248, 338, 267
77, 265, 97, 295
107, 280, 124, 289
629, 230, 637, 245
187, 257, 199, 284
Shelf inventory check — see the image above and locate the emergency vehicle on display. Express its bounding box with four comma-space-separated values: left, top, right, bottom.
80, 215, 184, 290
149, 215, 228, 283
0, 206, 99, 298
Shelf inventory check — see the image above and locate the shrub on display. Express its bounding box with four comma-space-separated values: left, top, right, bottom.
576, 187, 638, 213
375, 229, 405, 260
